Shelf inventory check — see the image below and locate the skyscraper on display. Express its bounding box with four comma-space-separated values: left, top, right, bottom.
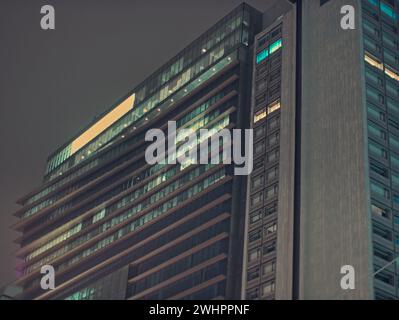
12, 2, 265, 300
297, 0, 399, 300
10, 0, 399, 300
244, 0, 399, 300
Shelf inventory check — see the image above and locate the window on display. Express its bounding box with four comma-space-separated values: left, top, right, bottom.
370, 181, 390, 199
262, 260, 276, 275
249, 248, 261, 262
380, 2, 397, 21
256, 38, 282, 64
267, 100, 281, 114
375, 271, 395, 285
247, 267, 260, 281
370, 161, 389, 178
365, 35, 382, 54
254, 109, 267, 123
266, 184, 278, 199
261, 281, 275, 296
263, 242, 276, 255
374, 245, 393, 261
389, 133, 399, 150
365, 53, 384, 70
373, 224, 393, 241
251, 175, 263, 190
366, 68, 384, 88
269, 116, 280, 131
258, 35, 267, 48
269, 39, 282, 55
254, 159, 264, 171
363, 18, 380, 37
256, 79, 267, 92
392, 171, 399, 188
265, 203, 277, 217
267, 148, 279, 163
256, 49, 269, 64
367, 102, 386, 123
385, 66, 399, 81
254, 125, 265, 139
247, 288, 259, 300
268, 132, 280, 146
254, 141, 265, 155
383, 31, 398, 50
371, 203, 390, 218
249, 228, 262, 243
250, 210, 262, 224
251, 192, 263, 207
264, 223, 277, 237
266, 167, 278, 181
369, 141, 388, 159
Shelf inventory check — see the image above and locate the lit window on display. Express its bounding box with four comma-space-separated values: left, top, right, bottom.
371, 204, 389, 219
254, 108, 267, 123
256, 49, 269, 64
380, 2, 397, 20
265, 223, 277, 236
267, 100, 281, 114
269, 39, 282, 54
364, 53, 384, 70
384, 67, 399, 81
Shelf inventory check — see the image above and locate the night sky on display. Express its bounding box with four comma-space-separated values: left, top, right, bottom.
0, 0, 271, 289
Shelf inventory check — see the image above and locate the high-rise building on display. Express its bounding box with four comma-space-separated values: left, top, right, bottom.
244, 0, 399, 301
10, 0, 399, 300
12, 2, 265, 300
297, 0, 399, 300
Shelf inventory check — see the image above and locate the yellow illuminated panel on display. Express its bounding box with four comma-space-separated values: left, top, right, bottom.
364, 54, 384, 71
267, 100, 281, 113
70, 94, 135, 154
385, 67, 399, 81
254, 109, 267, 123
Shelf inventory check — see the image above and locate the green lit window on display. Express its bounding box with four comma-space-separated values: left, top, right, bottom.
256, 49, 268, 64
65, 287, 95, 300
256, 38, 282, 64
269, 39, 282, 55
380, 2, 397, 20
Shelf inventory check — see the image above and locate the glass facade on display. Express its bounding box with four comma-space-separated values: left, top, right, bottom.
43, 5, 254, 182
362, 0, 399, 299
14, 3, 263, 300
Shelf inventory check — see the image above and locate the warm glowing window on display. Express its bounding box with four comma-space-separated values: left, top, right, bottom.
384, 66, 399, 81
364, 53, 384, 70
267, 100, 281, 114
254, 109, 267, 123
70, 94, 135, 154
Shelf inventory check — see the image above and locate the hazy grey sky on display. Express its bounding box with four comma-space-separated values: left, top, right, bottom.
0, 0, 271, 289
